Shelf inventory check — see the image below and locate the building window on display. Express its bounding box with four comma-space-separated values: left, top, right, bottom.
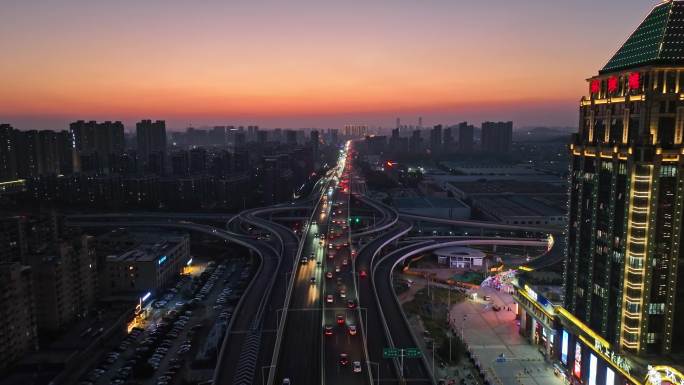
660, 165, 677, 177
647, 303, 665, 314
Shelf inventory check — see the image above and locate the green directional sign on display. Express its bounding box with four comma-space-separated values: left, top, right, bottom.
383, 347, 422, 359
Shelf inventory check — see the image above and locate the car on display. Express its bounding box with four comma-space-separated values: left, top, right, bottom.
339, 353, 350, 366
326, 294, 334, 303
348, 325, 357, 336
336, 314, 345, 325
316, 261, 322, 266
326, 272, 333, 279
347, 300, 356, 309
310, 277, 316, 284
359, 270, 367, 278
301, 257, 308, 264
353, 361, 362, 373
282, 379, 291, 385
335, 266, 340, 273
342, 259, 348, 266
339, 290, 346, 298
324, 325, 333, 336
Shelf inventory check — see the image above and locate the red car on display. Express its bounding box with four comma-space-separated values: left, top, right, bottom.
359, 270, 367, 278
324, 325, 333, 336
336, 314, 345, 325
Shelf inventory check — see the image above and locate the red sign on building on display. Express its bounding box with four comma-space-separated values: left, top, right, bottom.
608, 76, 619, 93
628, 72, 640, 90
590, 79, 600, 94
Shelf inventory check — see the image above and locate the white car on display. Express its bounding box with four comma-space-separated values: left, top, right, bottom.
353, 361, 362, 373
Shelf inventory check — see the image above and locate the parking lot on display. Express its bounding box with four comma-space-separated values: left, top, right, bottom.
79, 256, 255, 385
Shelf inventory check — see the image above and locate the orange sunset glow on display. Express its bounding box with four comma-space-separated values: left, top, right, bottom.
0, 0, 660, 129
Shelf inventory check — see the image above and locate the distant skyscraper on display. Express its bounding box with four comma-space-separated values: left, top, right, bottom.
210, 126, 226, 146
430, 125, 442, 154
458, 122, 474, 153
136, 120, 166, 174
310, 130, 320, 165
443, 125, 454, 153
70, 120, 124, 173
343, 124, 368, 138
409, 130, 423, 153
285, 129, 298, 145
480, 121, 512, 153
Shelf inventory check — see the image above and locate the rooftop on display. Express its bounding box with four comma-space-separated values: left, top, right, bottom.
105, 232, 187, 263
393, 196, 469, 209
447, 180, 566, 196
472, 195, 566, 218
601, 0, 684, 73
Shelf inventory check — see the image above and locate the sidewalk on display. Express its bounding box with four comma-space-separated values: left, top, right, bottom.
449, 287, 564, 385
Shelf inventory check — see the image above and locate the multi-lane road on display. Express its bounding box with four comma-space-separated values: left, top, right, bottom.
69, 140, 559, 385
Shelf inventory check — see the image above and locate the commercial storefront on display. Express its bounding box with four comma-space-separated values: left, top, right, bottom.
512, 281, 684, 385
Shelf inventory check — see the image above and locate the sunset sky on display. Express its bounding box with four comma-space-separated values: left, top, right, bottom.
0, 0, 658, 131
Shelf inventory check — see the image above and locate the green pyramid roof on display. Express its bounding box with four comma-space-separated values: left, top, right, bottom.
601, 0, 684, 74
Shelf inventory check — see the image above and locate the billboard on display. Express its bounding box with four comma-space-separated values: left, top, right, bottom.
561, 330, 569, 365
574, 342, 582, 379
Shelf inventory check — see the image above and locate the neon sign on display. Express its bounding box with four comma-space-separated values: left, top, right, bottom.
158, 256, 167, 265
647, 366, 684, 385
629, 72, 640, 90
574, 342, 582, 379
141, 292, 151, 302
593, 338, 632, 374
608, 76, 619, 93
590, 79, 600, 94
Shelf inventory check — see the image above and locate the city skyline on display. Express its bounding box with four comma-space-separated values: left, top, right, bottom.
1, 0, 657, 130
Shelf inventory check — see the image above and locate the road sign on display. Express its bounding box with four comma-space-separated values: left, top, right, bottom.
383, 347, 422, 359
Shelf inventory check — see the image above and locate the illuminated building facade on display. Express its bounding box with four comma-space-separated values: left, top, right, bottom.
513, 2, 684, 385
103, 232, 189, 296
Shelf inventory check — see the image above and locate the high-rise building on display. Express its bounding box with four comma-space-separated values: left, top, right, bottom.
0, 217, 27, 264
343, 124, 368, 138
443, 125, 454, 153
430, 125, 442, 154
310, 130, 320, 165
29, 235, 97, 336
0, 263, 37, 372
409, 130, 423, 153
0, 124, 18, 181
189, 147, 208, 175
70, 120, 124, 173
513, 4, 684, 385
210, 126, 226, 146
481, 121, 512, 153
136, 120, 166, 174
171, 151, 190, 177
458, 122, 474, 153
